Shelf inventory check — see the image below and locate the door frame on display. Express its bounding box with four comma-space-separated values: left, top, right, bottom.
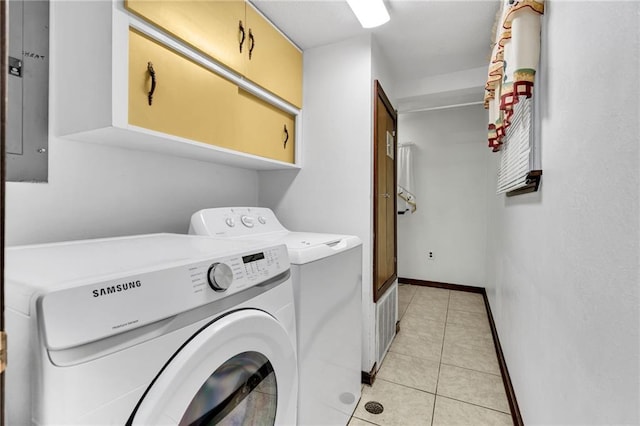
1, 0, 7, 422
372, 80, 397, 302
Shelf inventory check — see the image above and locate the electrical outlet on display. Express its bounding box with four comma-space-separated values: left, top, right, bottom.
427, 251, 435, 261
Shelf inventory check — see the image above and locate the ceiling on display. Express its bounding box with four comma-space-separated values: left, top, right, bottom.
251, 0, 500, 84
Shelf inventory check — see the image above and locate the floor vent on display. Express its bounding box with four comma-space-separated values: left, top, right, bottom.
364, 401, 384, 414
376, 283, 398, 366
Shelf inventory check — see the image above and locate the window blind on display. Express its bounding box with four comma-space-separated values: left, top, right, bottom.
496, 96, 533, 194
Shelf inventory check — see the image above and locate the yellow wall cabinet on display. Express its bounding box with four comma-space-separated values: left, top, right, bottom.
124, 0, 303, 109
236, 90, 295, 164
125, 0, 248, 79
55, 1, 301, 170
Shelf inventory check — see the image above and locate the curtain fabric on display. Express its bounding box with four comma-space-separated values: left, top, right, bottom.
484, 0, 544, 151
397, 144, 416, 214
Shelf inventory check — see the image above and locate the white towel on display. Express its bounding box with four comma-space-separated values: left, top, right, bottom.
397, 144, 416, 214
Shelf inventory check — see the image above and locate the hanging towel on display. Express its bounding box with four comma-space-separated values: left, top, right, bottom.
397, 144, 417, 214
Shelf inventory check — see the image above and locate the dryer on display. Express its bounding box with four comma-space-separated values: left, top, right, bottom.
5, 233, 297, 425
190, 207, 362, 426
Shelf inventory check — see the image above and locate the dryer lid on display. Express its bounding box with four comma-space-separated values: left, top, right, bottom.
238, 232, 362, 264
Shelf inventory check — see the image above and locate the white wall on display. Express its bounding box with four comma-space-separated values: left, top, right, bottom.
371, 36, 397, 105
397, 105, 488, 287
395, 66, 486, 101
486, 2, 640, 424
6, 139, 258, 245
258, 35, 372, 238
259, 35, 379, 372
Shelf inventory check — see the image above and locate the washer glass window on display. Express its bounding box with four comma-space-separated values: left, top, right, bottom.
179, 351, 277, 426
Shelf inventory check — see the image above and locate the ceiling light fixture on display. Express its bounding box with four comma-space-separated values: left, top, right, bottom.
346, 0, 390, 29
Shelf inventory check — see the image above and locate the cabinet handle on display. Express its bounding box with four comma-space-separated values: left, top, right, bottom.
239, 20, 245, 53
248, 29, 255, 60
283, 124, 289, 149
147, 62, 156, 106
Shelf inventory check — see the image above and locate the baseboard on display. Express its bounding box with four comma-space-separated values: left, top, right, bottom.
398, 277, 483, 294
361, 362, 377, 386
398, 277, 524, 426
482, 290, 524, 426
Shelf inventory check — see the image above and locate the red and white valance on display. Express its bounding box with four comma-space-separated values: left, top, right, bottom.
485, 0, 544, 151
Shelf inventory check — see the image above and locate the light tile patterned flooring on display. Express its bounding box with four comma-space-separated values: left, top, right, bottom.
349, 284, 513, 426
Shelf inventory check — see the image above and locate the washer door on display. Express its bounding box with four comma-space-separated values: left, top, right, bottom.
128, 310, 297, 426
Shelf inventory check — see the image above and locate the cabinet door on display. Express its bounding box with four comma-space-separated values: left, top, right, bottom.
236, 90, 295, 164
245, 5, 302, 108
129, 28, 240, 151
125, 0, 247, 75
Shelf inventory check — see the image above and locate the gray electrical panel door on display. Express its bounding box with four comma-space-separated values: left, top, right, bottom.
7, 0, 49, 182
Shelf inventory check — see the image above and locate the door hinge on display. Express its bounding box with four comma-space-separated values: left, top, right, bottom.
0, 331, 6, 374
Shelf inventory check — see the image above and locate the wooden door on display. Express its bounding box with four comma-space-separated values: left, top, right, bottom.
244, 4, 303, 108
125, 0, 247, 75
128, 29, 240, 151
373, 81, 397, 302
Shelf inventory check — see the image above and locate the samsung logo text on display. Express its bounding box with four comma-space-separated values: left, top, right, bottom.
93, 280, 142, 298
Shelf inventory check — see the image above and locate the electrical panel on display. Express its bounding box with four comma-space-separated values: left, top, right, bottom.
7, 0, 49, 182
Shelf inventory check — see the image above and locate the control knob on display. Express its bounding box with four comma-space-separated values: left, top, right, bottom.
240, 215, 255, 228
207, 263, 233, 292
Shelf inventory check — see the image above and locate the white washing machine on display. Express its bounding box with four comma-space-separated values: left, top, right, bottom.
190, 207, 362, 426
5, 233, 297, 425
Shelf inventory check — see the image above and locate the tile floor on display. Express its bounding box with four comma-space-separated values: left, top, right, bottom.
349, 284, 513, 426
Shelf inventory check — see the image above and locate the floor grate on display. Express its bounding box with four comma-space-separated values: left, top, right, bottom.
364, 401, 384, 415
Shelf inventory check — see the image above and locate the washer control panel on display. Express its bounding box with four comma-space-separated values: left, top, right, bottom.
187, 245, 287, 295
39, 242, 290, 351
191, 207, 286, 238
